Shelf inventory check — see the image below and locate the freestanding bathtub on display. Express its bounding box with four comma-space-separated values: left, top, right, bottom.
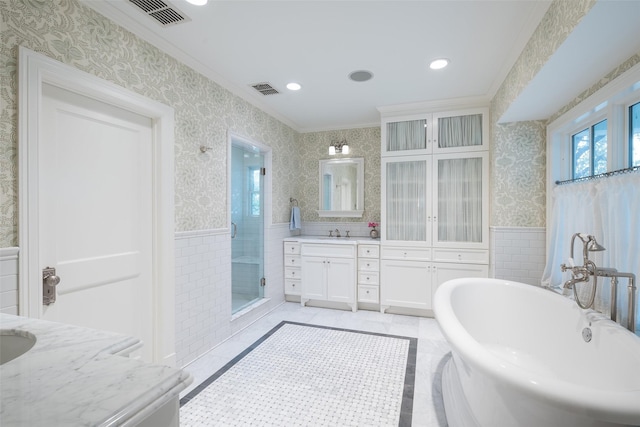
433, 278, 640, 427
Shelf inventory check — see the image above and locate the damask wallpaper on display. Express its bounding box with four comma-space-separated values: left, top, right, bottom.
0, 0, 298, 247
1, 0, 637, 248
488, 0, 596, 228
297, 127, 381, 224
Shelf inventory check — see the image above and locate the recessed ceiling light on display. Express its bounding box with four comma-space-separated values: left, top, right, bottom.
185, 0, 208, 5
286, 82, 302, 91
348, 70, 374, 82
429, 58, 449, 70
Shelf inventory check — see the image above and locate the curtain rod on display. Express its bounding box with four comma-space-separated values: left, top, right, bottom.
555, 165, 640, 185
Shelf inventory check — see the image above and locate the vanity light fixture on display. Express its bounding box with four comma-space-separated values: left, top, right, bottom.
329, 139, 349, 155
185, 0, 208, 5
286, 82, 302, 91
429, 58, 449, 70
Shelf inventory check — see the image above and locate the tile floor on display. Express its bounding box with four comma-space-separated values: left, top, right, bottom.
180, 303, 451, 426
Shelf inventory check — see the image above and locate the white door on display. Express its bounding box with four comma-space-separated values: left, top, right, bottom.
39, 83, 154, 362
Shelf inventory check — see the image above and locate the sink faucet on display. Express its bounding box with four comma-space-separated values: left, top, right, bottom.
334, 229, 341, 238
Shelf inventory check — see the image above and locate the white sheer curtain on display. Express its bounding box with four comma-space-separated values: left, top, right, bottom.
386, 160, 426, 241
438, 114, 482, 148
387, 120, 427, 151
437, 157, 482, 243
542, 172, 640, 330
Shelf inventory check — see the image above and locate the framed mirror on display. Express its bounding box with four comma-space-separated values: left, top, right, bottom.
318, 157, 364, 218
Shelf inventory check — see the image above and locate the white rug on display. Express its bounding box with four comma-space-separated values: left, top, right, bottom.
180, 321, 417, 426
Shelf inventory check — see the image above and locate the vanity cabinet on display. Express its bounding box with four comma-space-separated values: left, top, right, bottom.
380, 106, 490, 313
357, 244, 380, 304
284, 242, 301, 296
300, 243, 357, 311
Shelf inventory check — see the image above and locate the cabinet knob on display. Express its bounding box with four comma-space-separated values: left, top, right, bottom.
291, 271, 295, 276
458, 254, 462, 260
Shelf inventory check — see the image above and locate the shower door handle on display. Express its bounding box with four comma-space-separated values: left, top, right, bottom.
231, 222, 237, 239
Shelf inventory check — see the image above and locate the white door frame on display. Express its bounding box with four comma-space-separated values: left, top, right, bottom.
18, 47, 177, 366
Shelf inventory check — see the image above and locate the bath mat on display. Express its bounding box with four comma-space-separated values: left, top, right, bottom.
180, 321, 417, 427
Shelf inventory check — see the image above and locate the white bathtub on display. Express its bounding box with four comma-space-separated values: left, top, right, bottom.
433, 278, 640, 427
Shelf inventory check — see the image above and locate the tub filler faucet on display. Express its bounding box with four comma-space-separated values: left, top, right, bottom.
560, 233, 637, 333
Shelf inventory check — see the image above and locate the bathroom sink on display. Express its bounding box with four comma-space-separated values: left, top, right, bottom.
0, 330, 36, 365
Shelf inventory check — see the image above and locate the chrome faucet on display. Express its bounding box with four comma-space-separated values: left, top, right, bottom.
334, 229, 341, 238
560, 233, 637, 333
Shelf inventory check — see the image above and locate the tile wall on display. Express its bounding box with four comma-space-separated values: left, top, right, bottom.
490, 227, 546, 286
0, 247, 19, 315
174, 224, 290, 367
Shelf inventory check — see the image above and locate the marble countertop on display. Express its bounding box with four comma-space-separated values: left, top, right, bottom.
285, 236, 380, 245
0, 313, 192, 426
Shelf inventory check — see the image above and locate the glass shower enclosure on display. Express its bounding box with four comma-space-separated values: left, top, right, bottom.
231, 142, 265, 313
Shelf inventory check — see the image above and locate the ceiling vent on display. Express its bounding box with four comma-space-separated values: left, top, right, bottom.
250, 82, 280, 96
128, 0, 191, 26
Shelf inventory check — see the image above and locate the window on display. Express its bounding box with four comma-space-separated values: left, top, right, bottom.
630, 102, 640, 167
249, 167, 261, 216
571, 119, 607, 179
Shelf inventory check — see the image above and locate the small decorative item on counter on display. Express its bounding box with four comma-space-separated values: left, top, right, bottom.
368, 222, 379, 239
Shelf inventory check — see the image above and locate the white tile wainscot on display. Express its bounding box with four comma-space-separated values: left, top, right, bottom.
0, 247, 19, 315
175, 224, 288, 368
490, 226, 546, 286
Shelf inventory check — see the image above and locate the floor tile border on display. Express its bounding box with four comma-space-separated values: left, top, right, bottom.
179, 320, 417, 427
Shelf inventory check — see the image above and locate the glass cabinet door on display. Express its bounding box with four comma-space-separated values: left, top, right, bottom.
432, 109, 488, 153
382, 156, 431, 243
386, 119, 427, 152
433, 152, 488, 248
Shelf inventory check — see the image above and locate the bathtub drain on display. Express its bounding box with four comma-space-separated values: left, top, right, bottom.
582, 327, 592, 342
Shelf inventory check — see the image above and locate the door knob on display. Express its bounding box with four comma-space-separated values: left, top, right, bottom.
43, 266, 60, 305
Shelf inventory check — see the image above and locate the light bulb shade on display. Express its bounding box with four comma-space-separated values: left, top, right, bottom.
329, 146, 336, 155
342, 145, 349, 154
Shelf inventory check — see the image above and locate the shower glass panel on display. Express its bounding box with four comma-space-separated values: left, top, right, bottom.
231, 143, 264, 314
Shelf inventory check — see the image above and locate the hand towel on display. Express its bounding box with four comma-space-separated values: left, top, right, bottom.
289, 206, 301, 230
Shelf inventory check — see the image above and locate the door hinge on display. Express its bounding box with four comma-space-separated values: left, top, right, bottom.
260, 277, 266, 287
260, 167, 266, 176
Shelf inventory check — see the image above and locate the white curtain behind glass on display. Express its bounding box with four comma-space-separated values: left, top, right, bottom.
387, 120, 427, 151
437, 157, 482, 243
542, 173, 640, 330
386, 161, 426, 241
438, 114, 482, 148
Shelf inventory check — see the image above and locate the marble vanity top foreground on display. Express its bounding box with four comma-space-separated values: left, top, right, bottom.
285, 236, 380, 245
0, 313, 192, 426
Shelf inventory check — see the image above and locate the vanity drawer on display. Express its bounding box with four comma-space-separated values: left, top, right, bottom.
284, 267, 300, 279
284, 242, 301, 255
284, 255, 301, 267
358, 258, 380, 271
285, 279, 301, 295
381, 246, 431, 261
358, 285, 379, 303
358, 271, 379, 285
433, 249, 489, 264
358, 245, 380, 259
301, 243, 355, 258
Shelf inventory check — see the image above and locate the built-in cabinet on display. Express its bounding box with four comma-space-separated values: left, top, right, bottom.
284, 242, 302, 296
299, 243, 357, 312
357, 244, 380, 304
380, 107, 490, 313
